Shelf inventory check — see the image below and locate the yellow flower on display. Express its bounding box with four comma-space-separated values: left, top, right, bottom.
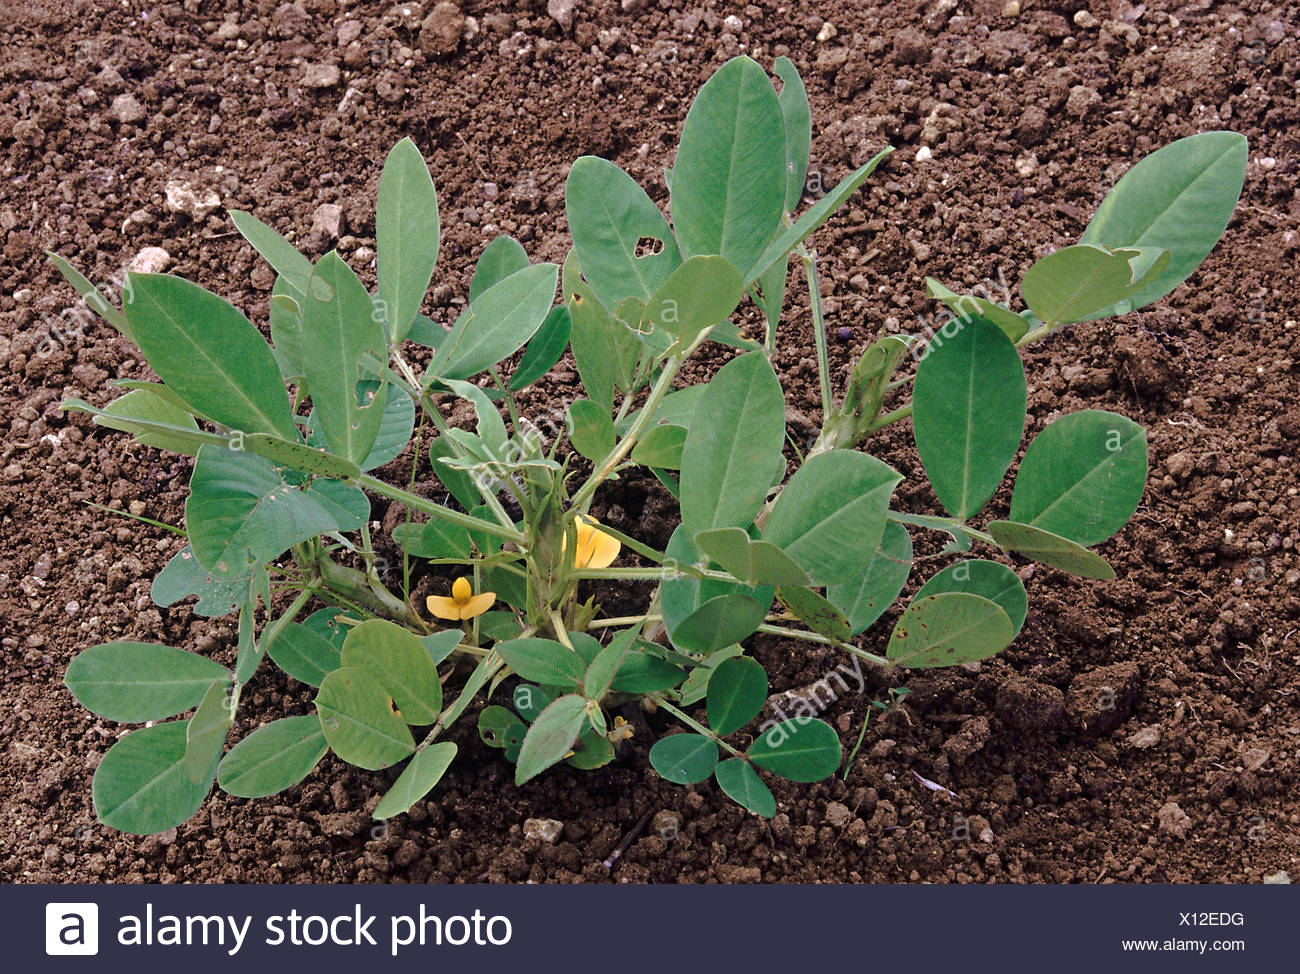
607, 715, 634, 744
568, 514, 621, 570
426, 576, 495, 621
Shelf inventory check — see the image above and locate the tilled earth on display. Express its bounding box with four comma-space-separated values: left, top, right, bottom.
1, 0, 1298, 883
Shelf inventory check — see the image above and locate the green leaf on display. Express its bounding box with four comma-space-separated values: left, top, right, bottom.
562, 251, 640, 412
826, 519, 913, 635
97, 388, 199, 454
670, 594, 767, 654
515, 694, 587, 785
513, 684, 555, 723
186, 678, 234, 784
715, 758, 776, 817
672, 56, 787, 279
217, 715, 328, 798
748, 718, 841, 782
373, 742, 458, 819
1009, 409, 1148, 547
496, 637, 587, 689
567, 398, 616, 462
649, 733, 719, 784
620, 383, 707, 434
748, 147, 893, 285
376, 137, 440, 343
93, 721, 216, 834
1079, 131, 1248, 315
123, 272, 295, 438
887, 593, 1015, 668
421, 629, 463, 666
912, 315, 1026, 520
479, 706, 524, 749
509, 305, 571, 391
1021, 244, 1171, 326
695, 526, 810, 588
773, 56, 812, 213
269, 279, 305, 379
356, 384, 415, 471
776, 586, 853, 642
233, 580, 260, 685
185, 446, 361, 577
470, 235, 529, 302
429, 437, 485, 511
642, 255, 745, 348
228, 210, 314, 298
763, 450, 902, 585
567, 729, 615, 770
608, 644, 687, 693
584, 626, 640, 702
392, 519, 473, 560
341, 620, 443, 726
265, 621, 341, 687
925, 277, 1028, 343
46, 250, 133, 341
65, 642, 230, 723
707, 657, 768, 736
631, 423, 687, 469
430, 263, 559, 380
680, 351, 786, 538
987, 521, 1115, 580
301, 252, 388, 464
566, 156, 682, 309
678, 645, 744, 706
315, 667, 415, 770
915, 559, 1028, 638
151, 546, 249, 618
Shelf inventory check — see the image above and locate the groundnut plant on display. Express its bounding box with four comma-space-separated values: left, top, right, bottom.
53, 57, 1246, 833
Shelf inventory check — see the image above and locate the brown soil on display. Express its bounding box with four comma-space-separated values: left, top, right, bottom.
3, 0, 1298, 884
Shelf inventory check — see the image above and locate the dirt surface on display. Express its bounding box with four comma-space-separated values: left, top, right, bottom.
2, 0, 1298, 884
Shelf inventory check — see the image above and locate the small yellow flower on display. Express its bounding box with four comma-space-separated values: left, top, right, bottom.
607, 715, 634, 745
567, 514, 621, 570
426, 576, 495, 621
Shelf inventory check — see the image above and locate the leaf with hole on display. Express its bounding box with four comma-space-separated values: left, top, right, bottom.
315, 667, 415, 770
341, 620, 443, 726
566, 156, 682, 309
776, 585, 852, 642
300, 252, 388, 465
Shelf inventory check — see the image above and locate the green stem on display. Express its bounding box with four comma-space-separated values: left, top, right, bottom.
420, 651, 506, 748
651, 695, 742, 757
570, 352, 686, 511
587, 613, 661, 629
259, 587, 317, 653
357, 473, 523, 544
887, 510, 995, 545
865, 402, 912, 433
757, 623, 892, 670
316, 551, 427, 630
797, 244, 834, 421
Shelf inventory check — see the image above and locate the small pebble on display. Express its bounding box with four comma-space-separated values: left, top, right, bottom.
522, 818, 563, 843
